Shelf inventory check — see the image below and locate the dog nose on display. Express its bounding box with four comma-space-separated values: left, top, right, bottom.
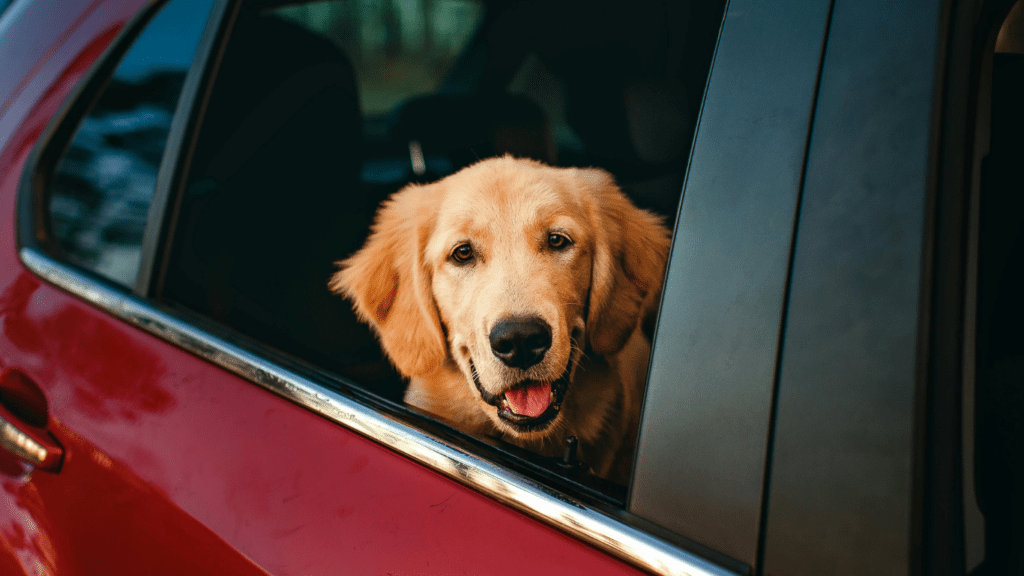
489, 317, 552, 369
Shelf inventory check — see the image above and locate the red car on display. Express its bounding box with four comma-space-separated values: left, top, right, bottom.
0, 0, 1020, 574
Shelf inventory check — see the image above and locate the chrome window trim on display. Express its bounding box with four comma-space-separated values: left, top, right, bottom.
19, 246, 736, 576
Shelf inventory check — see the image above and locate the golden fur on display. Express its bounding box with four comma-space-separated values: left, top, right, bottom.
330, 156, 670, 483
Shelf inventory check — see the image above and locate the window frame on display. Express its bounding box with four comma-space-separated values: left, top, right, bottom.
14, 1, 743, 575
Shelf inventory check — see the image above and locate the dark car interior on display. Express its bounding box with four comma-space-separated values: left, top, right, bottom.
974, 1, 1024, 572
161, 0, 725, 411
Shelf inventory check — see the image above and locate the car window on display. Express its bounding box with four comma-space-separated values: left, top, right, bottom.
43, 0, 215, 287
156, 0, 726, 501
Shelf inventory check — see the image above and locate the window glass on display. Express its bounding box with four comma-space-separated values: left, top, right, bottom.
45, 0, 215, 287
162, 0, 725, 495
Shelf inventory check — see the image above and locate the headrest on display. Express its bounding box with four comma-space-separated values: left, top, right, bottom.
392, 93, 556, 166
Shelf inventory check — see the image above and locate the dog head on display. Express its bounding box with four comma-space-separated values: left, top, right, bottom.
331, 156, 670, 440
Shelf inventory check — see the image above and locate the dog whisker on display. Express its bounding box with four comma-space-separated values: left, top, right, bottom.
463, 366, 477, 396
569, 337, 590, 366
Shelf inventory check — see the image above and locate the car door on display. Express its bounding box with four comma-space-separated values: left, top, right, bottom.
0, 1, 660, 574
0, 0, 858, 575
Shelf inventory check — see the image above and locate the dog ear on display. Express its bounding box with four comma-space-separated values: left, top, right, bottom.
329, 183, 448, 377
580, 168, 672, 355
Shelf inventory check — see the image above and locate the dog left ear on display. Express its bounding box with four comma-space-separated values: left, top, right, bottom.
579, 168, 672, 355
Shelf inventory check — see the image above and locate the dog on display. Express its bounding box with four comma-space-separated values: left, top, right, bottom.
330, 156, 671, 484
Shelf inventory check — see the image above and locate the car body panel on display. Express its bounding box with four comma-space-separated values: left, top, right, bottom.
0, 0, 101, 116
0, 0, 144, 161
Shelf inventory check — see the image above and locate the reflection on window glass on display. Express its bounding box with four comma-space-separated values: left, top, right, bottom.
0, 0, 15, 19
275, 0, 483, 116
47, 0, 215, 287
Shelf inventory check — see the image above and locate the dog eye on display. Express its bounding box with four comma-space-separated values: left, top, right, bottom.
548, 233, 571, 250
451, 244, 474, 263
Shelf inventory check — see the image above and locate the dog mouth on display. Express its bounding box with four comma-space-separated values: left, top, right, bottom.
469, 356, 573, 433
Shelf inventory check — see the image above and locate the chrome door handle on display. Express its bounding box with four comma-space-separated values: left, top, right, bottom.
0, 405, 63, 472
0, 369, 64, 473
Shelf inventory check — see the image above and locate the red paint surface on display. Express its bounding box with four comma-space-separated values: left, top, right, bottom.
0, 0, 104, 118
0, 0, 138, 160
0, 2, 649, 574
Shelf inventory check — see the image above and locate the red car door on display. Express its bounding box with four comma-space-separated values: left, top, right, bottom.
0, 1, 654, 574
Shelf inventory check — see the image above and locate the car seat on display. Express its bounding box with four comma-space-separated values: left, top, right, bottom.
974, 51, 1024, 575
163, 7, 404, 399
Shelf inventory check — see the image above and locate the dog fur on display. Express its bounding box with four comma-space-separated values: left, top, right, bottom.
330, 156, 670, 484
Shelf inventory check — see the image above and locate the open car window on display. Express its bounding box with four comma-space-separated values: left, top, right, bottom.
157, 0, 725, 500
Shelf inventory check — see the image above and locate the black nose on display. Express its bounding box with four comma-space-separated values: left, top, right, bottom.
489, 317, 552, 369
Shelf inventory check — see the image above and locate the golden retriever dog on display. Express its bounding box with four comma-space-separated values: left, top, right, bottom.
330, 156, 670, 484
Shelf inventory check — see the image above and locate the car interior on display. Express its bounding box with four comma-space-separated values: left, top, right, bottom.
972, 0, 1024, 572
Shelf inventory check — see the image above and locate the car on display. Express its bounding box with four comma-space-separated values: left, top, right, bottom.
0, 0, 1020, 574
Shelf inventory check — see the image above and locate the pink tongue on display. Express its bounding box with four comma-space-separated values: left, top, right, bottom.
504, 382, 552, 418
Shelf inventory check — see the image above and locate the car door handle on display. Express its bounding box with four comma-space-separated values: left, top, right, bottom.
0, 369, 64, 473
